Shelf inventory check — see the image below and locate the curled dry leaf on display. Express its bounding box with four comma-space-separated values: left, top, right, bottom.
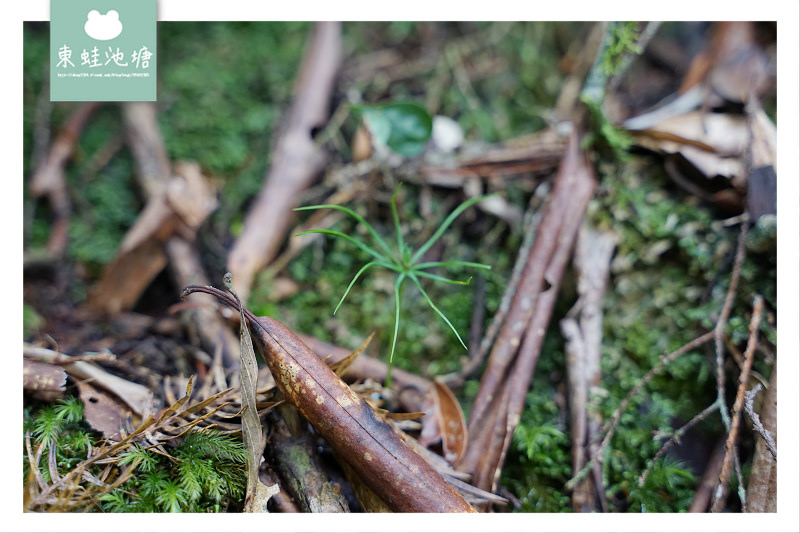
182, 284, 476, 512
419, 380, 468, 464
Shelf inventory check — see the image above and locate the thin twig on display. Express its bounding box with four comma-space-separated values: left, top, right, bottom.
713, 221, 750, 430
744, 383, 777, 459
711, 295, 764, 512
639, 401, 719, 486
440, 187, 547, 386
567, 330, 715, 490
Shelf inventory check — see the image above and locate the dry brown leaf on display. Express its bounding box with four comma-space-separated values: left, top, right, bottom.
328, 332, 374, 377
183, 284, 476, 512
627, 111, 749, 182
25, 345, 156, 418
418, 380, 468, 464
630, 112, 748, 156
433, 380, 468, 464
77, 381, 131, 441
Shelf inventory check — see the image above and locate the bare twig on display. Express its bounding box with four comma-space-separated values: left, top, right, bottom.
744, 383, 777, 459
458, 130, 597, 498
711, 294, 764, 512
744, 361, 777, 512
227, 22, 342, 302
28, 102, 101, 257
713, 221, 750, 430
640, 401, 719, 486
567, 330, 715, 490
119, 101, 240, 371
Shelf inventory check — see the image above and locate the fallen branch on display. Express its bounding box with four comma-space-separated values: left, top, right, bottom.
111, 101, 240, 370
227, 22, 342, 302
561, 226, 615, 512
457, 129, 597, 498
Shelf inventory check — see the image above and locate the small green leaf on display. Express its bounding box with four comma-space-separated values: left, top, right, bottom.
359, 102, 433, 157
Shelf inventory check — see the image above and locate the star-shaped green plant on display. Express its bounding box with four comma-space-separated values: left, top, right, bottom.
294, 186, 491, 366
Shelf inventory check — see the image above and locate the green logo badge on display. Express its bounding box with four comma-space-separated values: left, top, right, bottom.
50, 0, 156, 101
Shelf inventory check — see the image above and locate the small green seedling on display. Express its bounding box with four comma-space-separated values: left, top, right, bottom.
294, 185, 491, 368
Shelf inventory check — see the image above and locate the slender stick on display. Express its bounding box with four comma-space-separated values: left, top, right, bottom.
711, 295, 764, 512
713, 221, 750, 430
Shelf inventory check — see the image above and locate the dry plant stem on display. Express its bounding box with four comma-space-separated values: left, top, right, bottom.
711, 294, 764, 513
640, 401, 719, 486
713, 221, 750, 430
227, 22, 342, 302
561, 227, 615, 512
29, 101, 101, 257
744, 363, 777, 512
459, 130, 597, 495
182, 284, 475, 512
224, 276, 269, 512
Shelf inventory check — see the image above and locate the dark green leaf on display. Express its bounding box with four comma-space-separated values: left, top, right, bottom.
359, 102, 433, 157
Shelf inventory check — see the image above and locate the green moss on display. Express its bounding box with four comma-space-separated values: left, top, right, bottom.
25, 397, 246, 512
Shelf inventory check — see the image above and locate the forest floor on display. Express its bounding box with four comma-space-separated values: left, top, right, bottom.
22, 21, 778, 516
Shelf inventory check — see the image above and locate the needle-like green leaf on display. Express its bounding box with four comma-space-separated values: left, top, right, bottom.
333, 260, 391, 315
295, 229, 388, 264
295, 204, 396, 259
409, 273, 469, 351
410, 194, 488, 264
414, 260, 493, 271
389, 273, 407, 363
414, 270, 472, 286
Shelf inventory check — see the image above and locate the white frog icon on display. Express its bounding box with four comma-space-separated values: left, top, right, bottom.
84, 10, 123, 40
